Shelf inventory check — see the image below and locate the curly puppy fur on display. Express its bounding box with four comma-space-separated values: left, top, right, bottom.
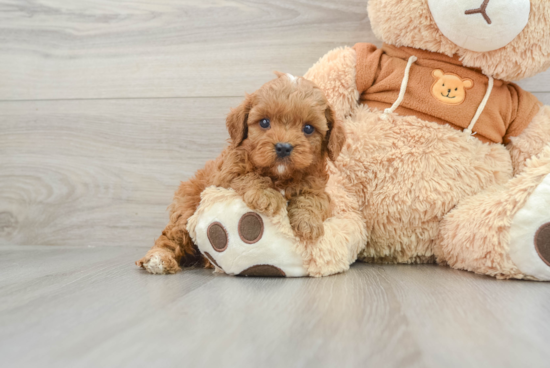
136, 73, 346, 274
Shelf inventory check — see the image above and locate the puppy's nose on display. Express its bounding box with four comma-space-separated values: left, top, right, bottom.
275, 143, 293, 158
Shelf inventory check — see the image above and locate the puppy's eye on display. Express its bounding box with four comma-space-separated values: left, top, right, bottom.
303, 124, 315, 135
259, 118, 270, 129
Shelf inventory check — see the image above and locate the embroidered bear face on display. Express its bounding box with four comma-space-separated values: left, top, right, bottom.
431, 69, 474, 105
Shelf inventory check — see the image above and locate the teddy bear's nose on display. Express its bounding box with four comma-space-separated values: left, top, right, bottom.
275, 143, 293, 158
448, 89, 452, 93
465, 0, 492, 25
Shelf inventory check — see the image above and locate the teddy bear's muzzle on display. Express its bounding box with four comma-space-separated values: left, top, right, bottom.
428, 0, 531, 52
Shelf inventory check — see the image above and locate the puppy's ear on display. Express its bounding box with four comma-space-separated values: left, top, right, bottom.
226, 94, 254, 147
324, 105, 346, 162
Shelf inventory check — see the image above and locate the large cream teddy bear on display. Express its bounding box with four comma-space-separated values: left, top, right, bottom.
186, 0, 550, 280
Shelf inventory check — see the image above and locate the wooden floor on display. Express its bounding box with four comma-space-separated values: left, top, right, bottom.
2, 1, 550, 367
1, 246, 550, 368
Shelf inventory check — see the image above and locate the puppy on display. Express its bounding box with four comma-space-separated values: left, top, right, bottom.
136, 72, 346, 274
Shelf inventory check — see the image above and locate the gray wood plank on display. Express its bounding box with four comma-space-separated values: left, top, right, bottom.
383, 266, 550, 368
534, 92, 550, 105
0, 0, 375, 101
0, 97, 240, 247
518, 73, 550, 93
0, 0, 547, 102
1, 246, 550, 368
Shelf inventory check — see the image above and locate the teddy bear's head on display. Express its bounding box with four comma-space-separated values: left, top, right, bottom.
367, 0, 550, 81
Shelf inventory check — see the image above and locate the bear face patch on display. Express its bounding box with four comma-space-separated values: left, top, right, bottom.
431, 69, 474, 105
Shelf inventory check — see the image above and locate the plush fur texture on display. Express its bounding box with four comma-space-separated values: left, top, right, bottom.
304, 47, 359, 119
509, 106, 550, 175
334, 105, 512, 265
367, 0, 550, 81
137, 73, 346, 274
436, 145, 550, 280
292, 0, 550, 279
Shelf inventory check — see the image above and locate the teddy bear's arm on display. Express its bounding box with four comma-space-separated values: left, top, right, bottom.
508, 105, 550, 175
304, 47, 359, 119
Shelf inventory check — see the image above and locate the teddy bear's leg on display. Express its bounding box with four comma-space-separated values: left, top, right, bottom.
304, 47, 359, 119
435, 145, 550, 280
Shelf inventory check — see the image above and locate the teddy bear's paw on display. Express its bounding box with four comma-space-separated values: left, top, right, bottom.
189, 188, 308, 277
509, 173, 550, 281
136, 250, 180, 275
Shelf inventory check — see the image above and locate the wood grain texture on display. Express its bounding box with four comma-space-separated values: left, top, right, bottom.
0, 0, 547, 102
0, 97, 239, 247
1, 246, 550, 368
0, 0, 374, 101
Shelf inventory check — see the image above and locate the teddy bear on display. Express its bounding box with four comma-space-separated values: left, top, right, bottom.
184, 0, 550, 280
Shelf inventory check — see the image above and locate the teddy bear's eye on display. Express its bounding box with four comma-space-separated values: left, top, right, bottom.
455, 88, 458, 91
442, 84, 445, 87
259, 118, 271, 129
303, 124, 315, 135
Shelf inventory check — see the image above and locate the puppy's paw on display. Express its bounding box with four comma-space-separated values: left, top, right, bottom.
136, 250, 181, 275
290, 216, 325, 243
242, 188, 286, 216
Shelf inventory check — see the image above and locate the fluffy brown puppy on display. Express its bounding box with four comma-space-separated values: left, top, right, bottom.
136, 73, 346, 274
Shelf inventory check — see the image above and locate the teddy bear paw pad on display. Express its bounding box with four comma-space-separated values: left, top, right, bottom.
535, 223, 550, 267
238, 265, 286, 277
188, 187, 308, 277
238, 212, 264, 244
207, 222, 229, 252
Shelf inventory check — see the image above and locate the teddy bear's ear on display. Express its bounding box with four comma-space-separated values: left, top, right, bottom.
226, 94, 254, 147
462, 79, 474, 89
432, 69, 444, 79
324, 105, 346, 162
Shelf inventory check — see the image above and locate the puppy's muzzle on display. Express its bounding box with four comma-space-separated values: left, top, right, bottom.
275, 142, 293, 159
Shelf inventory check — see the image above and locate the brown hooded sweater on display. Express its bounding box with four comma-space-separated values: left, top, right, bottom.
354, 43, 541, 144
